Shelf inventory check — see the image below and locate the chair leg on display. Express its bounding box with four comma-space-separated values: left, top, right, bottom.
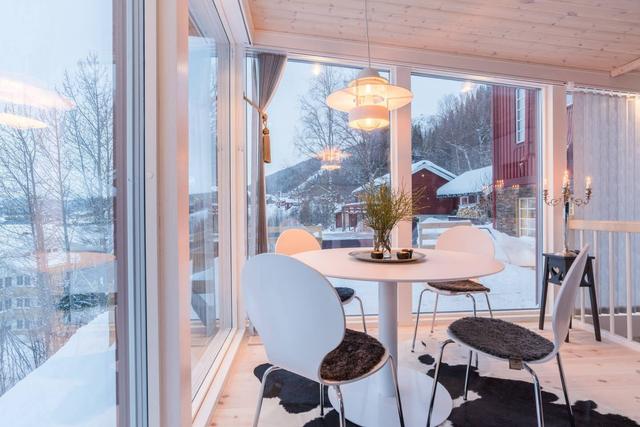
463, 350, 473, 401
524, 363, 545, 427
557, 353, 575, 426
353, 295, 367, 334
389, 355, 406, 427
412, 288, 428, 352
466, 295, 479, 368
466, 293, 477, 317
430, 292, 439, 333
319, 383, 325, 416
427, 339, 453, 427
253, 365, 280, 427
484, 292, 494, 318
334, 385, 346, 427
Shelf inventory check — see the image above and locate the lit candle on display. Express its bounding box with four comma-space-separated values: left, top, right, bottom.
585, 176, 592, 190
543, 178, 548, 190
562, 170, 570, 189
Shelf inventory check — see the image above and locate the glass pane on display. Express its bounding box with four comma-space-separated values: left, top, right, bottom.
411, 75, 540, 312
0, 1, 122, 424
248, 60, 390, 315
188, 2, 231, 397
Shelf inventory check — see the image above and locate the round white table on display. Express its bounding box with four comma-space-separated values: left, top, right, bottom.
292, 247, 504, 427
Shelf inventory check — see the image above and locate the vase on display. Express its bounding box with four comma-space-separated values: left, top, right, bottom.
373, 228, 392, 257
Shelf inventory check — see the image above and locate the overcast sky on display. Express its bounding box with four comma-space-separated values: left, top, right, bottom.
0, 0, 112, 90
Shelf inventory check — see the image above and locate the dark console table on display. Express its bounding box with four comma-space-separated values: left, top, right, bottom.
539, 251, 601, 341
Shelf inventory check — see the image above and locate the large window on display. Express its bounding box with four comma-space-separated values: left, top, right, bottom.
188, 1, 232, 398
0, 0, 130, 424
411, 74, 540, 312
247, 60, 390, 315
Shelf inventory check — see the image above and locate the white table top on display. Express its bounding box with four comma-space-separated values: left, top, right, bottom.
292, 247, 504, 283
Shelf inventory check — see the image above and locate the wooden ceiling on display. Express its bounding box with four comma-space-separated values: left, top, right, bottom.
248, 0, 640, 74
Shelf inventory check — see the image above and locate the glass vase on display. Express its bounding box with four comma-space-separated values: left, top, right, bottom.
373, 228, 392, 257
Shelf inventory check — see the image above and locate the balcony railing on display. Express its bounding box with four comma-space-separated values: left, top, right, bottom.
569, 219, 640, 343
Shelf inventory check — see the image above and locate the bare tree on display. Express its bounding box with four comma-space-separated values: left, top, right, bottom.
62, 54, 114, 252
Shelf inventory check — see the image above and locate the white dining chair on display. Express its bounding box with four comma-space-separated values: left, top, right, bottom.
427, 245, 589, 427
243, 253, 405, 427
275, 228, 367, 333
412, 226, 495, 352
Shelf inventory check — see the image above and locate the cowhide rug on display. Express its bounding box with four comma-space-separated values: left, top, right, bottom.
252, 354, 640, 427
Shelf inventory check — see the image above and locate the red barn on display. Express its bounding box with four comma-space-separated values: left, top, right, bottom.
492, 86, 539, 237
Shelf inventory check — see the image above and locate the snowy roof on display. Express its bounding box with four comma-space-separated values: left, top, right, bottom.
436, 165, 492, 197
352, 160, 456, 194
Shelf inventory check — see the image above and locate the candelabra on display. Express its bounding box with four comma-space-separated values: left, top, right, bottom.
543, 171, 593, 257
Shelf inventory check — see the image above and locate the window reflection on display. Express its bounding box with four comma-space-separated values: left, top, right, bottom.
188, 2, 231, 397
0, 1, 120, 423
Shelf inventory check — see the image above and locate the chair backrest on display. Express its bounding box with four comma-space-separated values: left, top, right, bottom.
550, 246, 590, 354
242, 253, 345, 382
435, 226, 495, 258
275, 228, 321, 255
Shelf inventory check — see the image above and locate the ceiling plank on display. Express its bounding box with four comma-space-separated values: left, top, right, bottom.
611, 57, 640, 77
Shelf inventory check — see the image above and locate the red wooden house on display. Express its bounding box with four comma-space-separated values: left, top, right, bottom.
492, 86, 539, 237
336, 160, 457, 230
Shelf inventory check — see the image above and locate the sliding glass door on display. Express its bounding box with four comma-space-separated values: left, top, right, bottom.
187, 0, 232, 398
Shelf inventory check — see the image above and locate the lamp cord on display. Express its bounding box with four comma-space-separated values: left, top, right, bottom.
364, 0, 371, 68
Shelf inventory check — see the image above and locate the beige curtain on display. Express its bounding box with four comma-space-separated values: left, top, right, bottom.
249, 52, 287, 254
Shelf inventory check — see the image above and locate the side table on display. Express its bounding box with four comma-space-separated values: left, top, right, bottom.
539, 251, 601, 341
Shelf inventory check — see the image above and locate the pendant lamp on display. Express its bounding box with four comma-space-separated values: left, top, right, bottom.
326, 0, 412, 131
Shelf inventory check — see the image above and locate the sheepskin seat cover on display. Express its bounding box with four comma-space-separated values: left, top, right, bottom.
429, 280, 490, 293
449, 317, 554, 362
320, 329, 385, 382
335, 287, 355, 302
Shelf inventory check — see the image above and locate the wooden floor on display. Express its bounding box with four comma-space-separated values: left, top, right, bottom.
209, 319, 640, 426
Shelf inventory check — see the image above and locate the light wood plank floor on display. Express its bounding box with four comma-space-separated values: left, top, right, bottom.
209, 320, 640, 426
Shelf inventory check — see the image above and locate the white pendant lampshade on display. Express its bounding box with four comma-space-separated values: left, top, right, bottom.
348, 105, 389, 131
325, 0, 413, 131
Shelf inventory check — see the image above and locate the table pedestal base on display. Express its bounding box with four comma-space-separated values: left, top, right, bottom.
327, 366, 452, 427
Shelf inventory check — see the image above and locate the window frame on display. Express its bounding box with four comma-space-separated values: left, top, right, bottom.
516, 88, 526, 144
518, 196, 537, 237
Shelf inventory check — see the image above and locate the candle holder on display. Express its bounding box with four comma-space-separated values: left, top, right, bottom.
543, 173, 593, 257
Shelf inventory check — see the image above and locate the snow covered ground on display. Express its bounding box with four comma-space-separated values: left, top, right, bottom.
0, 312, 115, 427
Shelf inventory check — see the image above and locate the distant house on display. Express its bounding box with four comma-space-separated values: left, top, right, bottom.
492, 86, 538, 237
337, 160, 457, 230
437, 165, 492, 207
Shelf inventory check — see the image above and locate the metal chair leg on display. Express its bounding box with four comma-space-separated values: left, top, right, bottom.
463, 350, 473, 401
430, 292, 439, 333
412, 288, 428, 352
319, 383, 325, 416
389, 355, 406, 427
524, 363, 545, 427
466, 293, 477, 317
557, 353, 575, 426
484, 292, 494, 318
353, 295, 367, 334
427, 339, 453, 427
334, 385, 346, 427
253, 365, 280, 427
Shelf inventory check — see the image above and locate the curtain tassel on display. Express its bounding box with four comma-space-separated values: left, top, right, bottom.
261, 113, 271, 164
